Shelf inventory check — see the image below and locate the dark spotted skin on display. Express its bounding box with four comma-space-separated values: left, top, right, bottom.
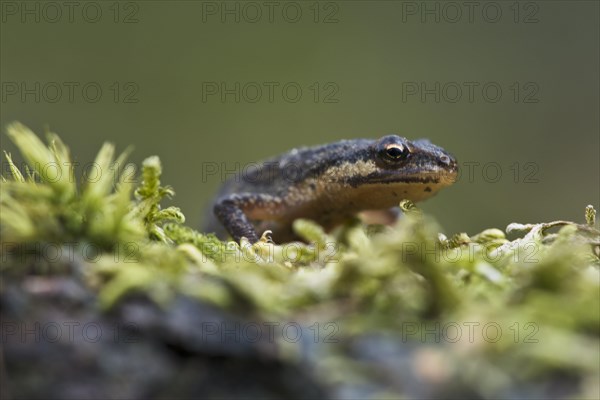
205, 135, 458, 243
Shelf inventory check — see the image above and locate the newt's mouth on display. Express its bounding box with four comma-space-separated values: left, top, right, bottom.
347, 170, 457, 188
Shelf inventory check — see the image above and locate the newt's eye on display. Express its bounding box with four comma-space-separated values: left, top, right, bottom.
374, 135, 412, 167
384, 144, 410, 161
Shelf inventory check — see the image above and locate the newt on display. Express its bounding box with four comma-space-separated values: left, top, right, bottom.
205, 135, 458, 243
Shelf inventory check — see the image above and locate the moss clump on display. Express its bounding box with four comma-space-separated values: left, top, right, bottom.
1, 124, 599, 399
2, 123, 144, 249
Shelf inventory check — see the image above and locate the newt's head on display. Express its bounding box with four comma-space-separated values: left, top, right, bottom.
321, 135, 458, 208
369, 134, 458, 186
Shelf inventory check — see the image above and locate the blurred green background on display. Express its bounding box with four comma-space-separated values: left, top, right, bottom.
1, 0, 598, 236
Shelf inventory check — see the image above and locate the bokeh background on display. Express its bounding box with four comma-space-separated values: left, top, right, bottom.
1, 0, 598, 236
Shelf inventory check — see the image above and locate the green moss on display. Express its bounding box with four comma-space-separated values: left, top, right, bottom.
133, 155, 185, 243
1, 123, 144, 249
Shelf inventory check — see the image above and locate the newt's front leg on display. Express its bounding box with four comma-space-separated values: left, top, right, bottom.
213, 193, 284, 244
